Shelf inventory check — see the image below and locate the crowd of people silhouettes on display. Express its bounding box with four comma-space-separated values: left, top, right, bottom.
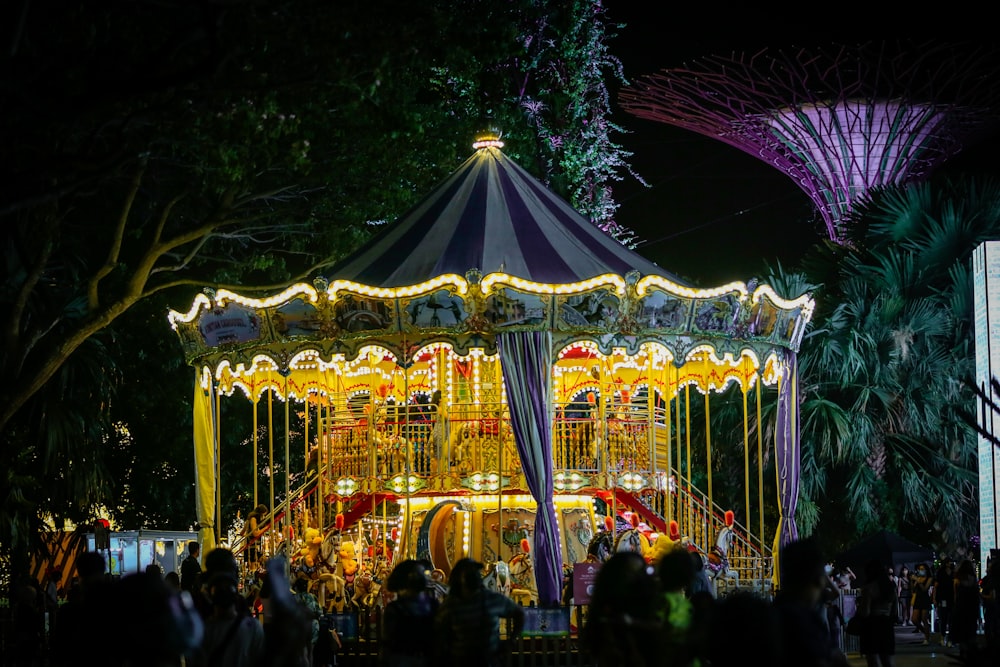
15, 534, 1000, 667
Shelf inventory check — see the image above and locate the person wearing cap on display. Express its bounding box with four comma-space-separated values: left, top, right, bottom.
434, 557, 524, 667
189, 547, 265, 667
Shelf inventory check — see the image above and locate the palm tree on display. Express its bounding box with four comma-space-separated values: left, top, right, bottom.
784, 174, 1000, 556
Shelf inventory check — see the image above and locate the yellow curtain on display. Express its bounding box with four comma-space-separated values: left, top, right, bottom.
193, 372, 217, 555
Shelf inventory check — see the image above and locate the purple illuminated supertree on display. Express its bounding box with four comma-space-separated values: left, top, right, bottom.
619, 41, 1000, 243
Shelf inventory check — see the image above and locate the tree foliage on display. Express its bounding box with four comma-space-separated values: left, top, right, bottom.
1, 0, 637, 579
784, 175, 1000, 557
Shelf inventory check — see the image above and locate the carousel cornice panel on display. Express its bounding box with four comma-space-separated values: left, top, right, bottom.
168, 271, 814, 369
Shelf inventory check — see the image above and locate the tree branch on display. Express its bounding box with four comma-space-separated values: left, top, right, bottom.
3, 209, 59, 379
88, 162, 144, 311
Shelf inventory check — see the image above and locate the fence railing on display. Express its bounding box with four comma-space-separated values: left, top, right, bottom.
325, 605, 596, 667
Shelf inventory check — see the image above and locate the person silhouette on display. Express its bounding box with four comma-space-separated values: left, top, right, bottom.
381, 559, 438, 666
434, 558, 524, 667
581, 551, 663, 667
772, 537, 849, 667
896, 566, 911, 627
857, 558, 895, 667
181, 541, 203, 594
909, 563, 933, 644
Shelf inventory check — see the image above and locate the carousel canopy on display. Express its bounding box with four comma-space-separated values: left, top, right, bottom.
168, 136, 814, 368
327, 139, 688, 288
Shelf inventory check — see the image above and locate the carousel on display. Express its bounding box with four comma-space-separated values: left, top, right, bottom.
167, 133, 814, 609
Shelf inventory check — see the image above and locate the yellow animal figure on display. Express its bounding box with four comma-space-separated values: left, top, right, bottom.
648, 520, 681, 563
301, 527, 322, 569
338, 539, 359, 579
336, 538, 361, 609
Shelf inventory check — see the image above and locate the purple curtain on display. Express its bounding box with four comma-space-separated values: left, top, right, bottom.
498, 330, 562, 606
773, 352, 800, 557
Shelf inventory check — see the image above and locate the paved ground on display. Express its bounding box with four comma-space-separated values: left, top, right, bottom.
845, 624, 972, 667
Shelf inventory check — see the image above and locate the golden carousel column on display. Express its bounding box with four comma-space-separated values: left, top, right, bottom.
685, 381, 692, 540
215, 383, 222, 548
704, 379, 713, 519
662, 354, 672, 525
646, 347, 665, 521
742, 366, 751, 549
283, 375, 291, 551
674, 364, 683, 535
756, 376, 765, 556
253, 393, 259, 513
268, 388, 275, 559
303, 392, 310, 527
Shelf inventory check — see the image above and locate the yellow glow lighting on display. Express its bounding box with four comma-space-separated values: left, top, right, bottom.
635, 275, 748, 300
326, 275, 468, 300
473, 138, 505, 149
335, 478, 360, 497
752, 285, 815, 317
215, 284, 319, 309
480, 273, 626, 296
168, 293, 212, 329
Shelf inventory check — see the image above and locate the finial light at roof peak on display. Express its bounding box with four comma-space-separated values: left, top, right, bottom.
473, 129, 504, 150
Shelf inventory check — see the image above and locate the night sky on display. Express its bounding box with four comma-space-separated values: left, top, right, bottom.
602, 10, 1000, 286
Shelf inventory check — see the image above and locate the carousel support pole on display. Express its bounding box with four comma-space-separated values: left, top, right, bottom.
268, 388, 276, 559
315, 399, 323, 534
253, 395, 259, 513
284, 376, 292, 548
600, 357, 615, 541
437, 345, 447, 476
705, 388, 713, 522
662, 355, 672, 525
496, 353, 503, 561
304, 392, 310, 526
756, 377, 765, 557
685, 383, 692, 544
402, 344, 413, 560
674, 364, 683, 535
646, 348, 658, 514
215, 382, 222, 547
369, 351, 378, 480
742, 370, 751, 554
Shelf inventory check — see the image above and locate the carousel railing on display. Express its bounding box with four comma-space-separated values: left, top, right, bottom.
638, 473, 773, 590
247, 393, 772, 587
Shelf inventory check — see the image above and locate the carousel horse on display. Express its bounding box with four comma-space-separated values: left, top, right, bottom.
613, 513, 651, 559
705, 512, 739, 589
449, 422, 476, 474
508, 546, 537, 606
586, 530, 615, 564
351, 559, 387, 610
314, 527, 349, 612
427, 568, 449, 602
614, 527, 648, 556
483, 560, 512, 597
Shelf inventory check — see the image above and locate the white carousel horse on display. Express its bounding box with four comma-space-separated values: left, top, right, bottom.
483, 560, 512, 597
508, 552, 536, 605
705, 525, 739, 590
614, 527, 647, 556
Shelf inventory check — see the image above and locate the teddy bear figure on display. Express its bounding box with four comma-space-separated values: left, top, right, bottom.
337, 538, 360, 603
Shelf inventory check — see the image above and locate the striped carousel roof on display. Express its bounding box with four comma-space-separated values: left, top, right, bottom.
327, 141, 688, 288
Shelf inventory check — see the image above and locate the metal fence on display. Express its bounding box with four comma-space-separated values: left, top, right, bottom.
328, 605, 596, 667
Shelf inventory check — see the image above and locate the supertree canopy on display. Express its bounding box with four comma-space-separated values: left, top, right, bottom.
619, 40, 1000, 243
